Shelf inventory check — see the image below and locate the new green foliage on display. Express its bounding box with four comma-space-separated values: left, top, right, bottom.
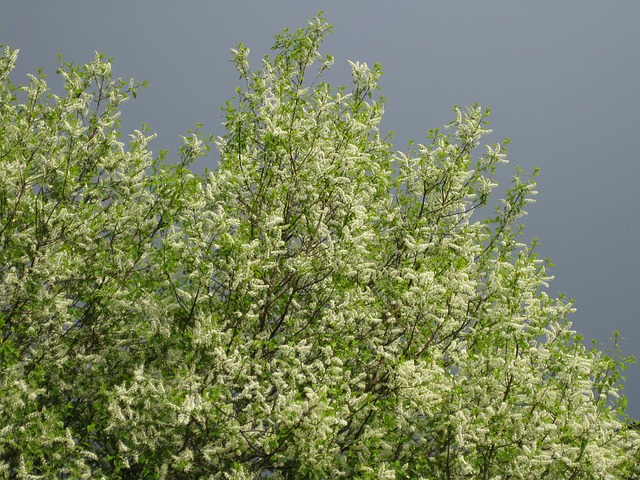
0, 16, 638, 479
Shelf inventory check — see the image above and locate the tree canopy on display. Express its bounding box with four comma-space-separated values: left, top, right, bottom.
1, 16, 638, 479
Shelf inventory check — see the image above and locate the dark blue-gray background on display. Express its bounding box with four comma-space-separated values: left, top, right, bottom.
2, 1, 639, 417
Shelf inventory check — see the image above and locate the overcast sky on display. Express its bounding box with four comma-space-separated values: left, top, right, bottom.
2, 1, 640, 417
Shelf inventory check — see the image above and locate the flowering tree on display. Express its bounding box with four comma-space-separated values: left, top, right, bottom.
1, 16, 638, 479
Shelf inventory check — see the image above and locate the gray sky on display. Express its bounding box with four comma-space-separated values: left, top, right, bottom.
2, 1, 640, 417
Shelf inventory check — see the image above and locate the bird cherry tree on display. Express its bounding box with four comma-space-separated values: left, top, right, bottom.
0, 15, 638, 479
